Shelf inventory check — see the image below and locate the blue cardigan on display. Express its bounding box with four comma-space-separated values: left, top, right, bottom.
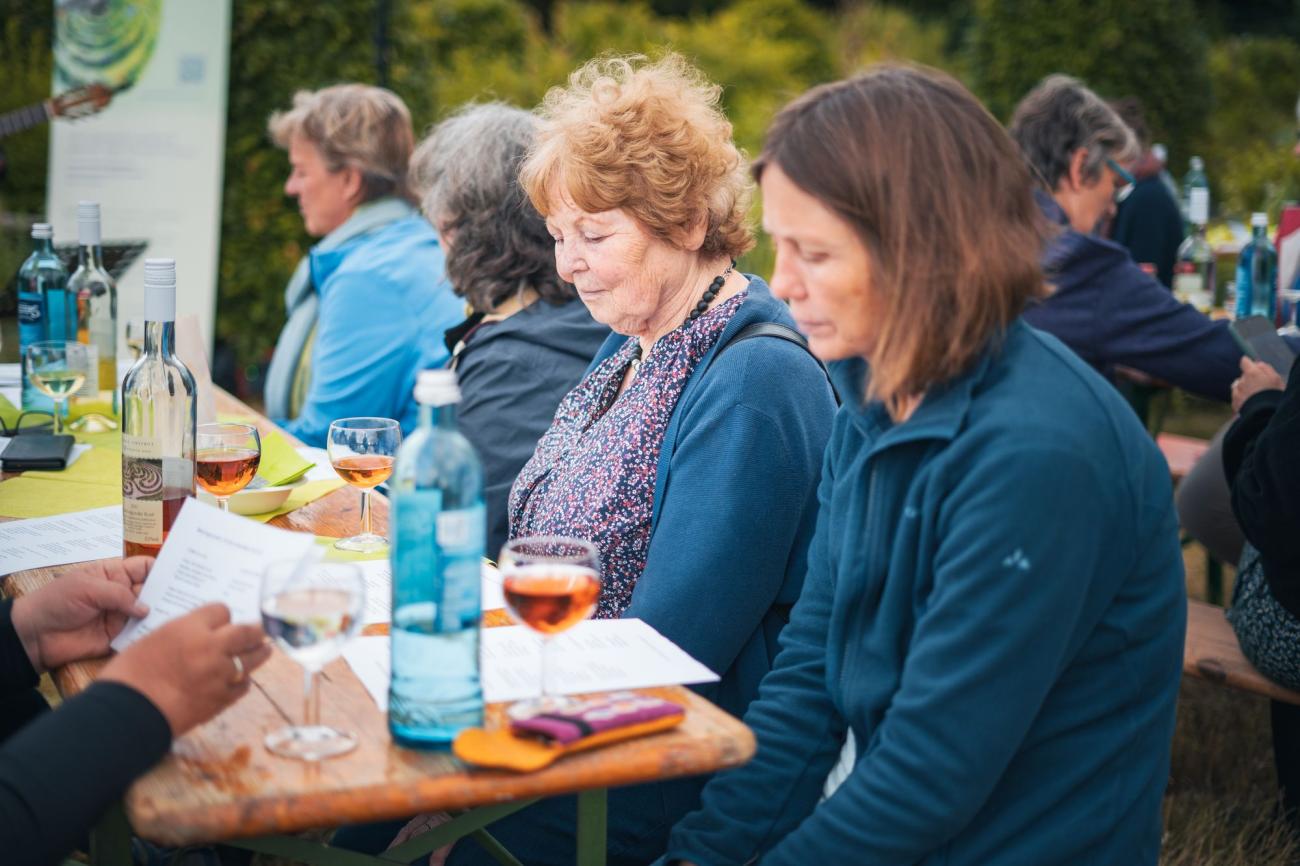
665, 320, 1186, 865
277, 214, 464, 446
589, 277, 836, 719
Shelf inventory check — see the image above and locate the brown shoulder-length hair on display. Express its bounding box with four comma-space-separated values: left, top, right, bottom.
754, 65, 1048, 418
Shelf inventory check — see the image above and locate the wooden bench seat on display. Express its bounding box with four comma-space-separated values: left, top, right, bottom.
1185, 600, 1300, 705
1157, 432, 1210, 485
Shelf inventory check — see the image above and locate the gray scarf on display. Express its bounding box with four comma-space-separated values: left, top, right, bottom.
263, 198, 416, 420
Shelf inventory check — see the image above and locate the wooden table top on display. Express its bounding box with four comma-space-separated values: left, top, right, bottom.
1, 389, 756, 846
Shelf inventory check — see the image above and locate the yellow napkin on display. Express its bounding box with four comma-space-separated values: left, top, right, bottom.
24, 446, 121, 487
255, 432, 314, 487
0, 476, 121, 518
247, 479, 345, 523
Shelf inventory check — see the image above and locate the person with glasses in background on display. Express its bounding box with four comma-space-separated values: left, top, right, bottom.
1010, 74, 1245, 404
1107, 97, 1186, 290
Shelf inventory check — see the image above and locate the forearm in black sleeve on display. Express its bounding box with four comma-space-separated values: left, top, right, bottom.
0, 601, 39, 694
0, 681, 172, 866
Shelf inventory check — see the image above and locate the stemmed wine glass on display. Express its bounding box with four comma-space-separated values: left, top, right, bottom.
327, 417, 401, 552
125, 318, 145, 361
25, 340, 89, 435
195, 423, 262, 512
1278, 287, 1300, 337
499, 536, 602, 720
261, 558, 366, 760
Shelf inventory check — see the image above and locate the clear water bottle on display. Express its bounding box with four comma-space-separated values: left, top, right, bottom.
1182, 156, 1209, 230
1174, 188, 1215, 312
388, 369, 485, 748
17, 223, 72, 411
1235, 212, 1278, 321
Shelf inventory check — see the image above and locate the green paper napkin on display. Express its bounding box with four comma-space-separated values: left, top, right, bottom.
255, 432, 315, 487
0, 476, 121, 518
24, 446, 121, 487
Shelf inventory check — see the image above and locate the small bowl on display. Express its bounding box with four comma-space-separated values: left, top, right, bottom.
196, 476, 306, 515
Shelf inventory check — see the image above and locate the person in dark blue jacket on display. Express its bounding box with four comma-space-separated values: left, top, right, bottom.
1009, 74, 1242, 404
663, 65, 1186, 866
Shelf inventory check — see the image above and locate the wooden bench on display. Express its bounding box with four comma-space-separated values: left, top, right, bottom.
1185, 600, 1300, 705
1157, 432, 1210, 485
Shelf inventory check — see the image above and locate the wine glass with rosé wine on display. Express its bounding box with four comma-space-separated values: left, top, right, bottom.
327, 417, 401, 553
195, 422, 261, 512
498, 536, 602, 720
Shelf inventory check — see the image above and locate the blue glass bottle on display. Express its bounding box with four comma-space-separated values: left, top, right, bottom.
388, 369, 485, 748
17, 223, 72, 411
1235, 212, 1278, 321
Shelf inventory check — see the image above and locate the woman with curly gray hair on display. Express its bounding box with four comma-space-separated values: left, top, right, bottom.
409, 102, 608, 557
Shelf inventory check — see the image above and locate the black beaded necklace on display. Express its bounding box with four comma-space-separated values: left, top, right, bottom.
629, 260, 735, 374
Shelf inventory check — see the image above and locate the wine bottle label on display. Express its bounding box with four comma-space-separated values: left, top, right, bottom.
437, 507, 483, 551
122, 433, 165, 544
17, 298, 41, 325
73, 343, 99, 398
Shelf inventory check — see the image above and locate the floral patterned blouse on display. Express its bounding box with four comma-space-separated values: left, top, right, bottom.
508, 290, 749, 618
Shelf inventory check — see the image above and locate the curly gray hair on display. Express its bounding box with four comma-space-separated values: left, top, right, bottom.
410, 102, 574, 311
1008, 74, 1139, 192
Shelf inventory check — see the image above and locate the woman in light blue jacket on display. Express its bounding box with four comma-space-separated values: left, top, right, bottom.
264, 84, 463, 447
664, 65, 1186, 866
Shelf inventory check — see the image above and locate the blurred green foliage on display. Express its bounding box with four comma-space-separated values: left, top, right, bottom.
3, 0, 1300, 381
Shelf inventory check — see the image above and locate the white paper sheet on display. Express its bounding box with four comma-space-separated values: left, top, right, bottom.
296, 447, 339, 483
0, 505, 123, 576
342, 618, 720, 711
354, 560, 507, 625
111, 498, 317, 650
0, 438, 91, 468
0, 364, 18, 387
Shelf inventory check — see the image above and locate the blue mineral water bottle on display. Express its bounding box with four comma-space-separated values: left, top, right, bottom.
388, 369, 485, 747
17, 223, 72, 411
1235, 212, 1278, 321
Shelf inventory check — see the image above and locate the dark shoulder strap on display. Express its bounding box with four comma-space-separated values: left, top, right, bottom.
708, 321, 840, 404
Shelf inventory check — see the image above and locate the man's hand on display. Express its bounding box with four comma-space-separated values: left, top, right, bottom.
100, 604, 271, 736
1231, 357, 1286, 413
10, 557, 152, 672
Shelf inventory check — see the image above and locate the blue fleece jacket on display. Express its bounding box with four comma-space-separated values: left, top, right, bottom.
1023, 191, 1242, 402
276, 214, 464, 447
665, 320, 1186, 866
590, 276, 836, 719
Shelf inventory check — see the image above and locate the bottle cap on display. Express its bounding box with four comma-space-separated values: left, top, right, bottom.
30, 222, 52, 240
1252, 212, 1269, 228
414, 369, 461, 406
143, 258, 177, 322
76, 201, 101, 247
1152, 143, 1168, 163
1190, 156, 1204, 171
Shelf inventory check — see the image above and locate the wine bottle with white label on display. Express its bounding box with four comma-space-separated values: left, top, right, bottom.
68, 201, 118, 422
388, 369, 485, 747
120, 258, 196, 557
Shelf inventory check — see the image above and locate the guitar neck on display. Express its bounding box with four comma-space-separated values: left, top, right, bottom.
0, 102, 51, 140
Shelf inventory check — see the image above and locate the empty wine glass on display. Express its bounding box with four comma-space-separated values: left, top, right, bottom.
1278, 287, 1300, 337
499, 536, 602, 720
196, 423, 262, 512
261, 558, 365, 761
25, 340, 89, 435
327, 417, 400, 552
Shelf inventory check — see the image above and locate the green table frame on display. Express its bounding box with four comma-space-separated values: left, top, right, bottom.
90, 790, 609, 866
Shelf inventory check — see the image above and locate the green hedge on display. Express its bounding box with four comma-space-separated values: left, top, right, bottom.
6, 0, 1300, 382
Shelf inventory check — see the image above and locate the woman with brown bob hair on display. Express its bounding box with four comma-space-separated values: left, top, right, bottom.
662, 65, 1185, 866
435, 54, 836, 866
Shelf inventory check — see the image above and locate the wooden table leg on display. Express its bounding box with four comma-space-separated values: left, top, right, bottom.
575, 789, 607, 866
89, 802, 133, 866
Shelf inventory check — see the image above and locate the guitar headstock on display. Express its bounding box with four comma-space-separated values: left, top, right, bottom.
48, 83, 114, 120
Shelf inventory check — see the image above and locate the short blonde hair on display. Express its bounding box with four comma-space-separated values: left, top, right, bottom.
520, 54, 754, 259
268, 84, 416, 204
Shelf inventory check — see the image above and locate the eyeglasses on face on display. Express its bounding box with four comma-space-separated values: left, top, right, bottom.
1106, 158, 1136, 204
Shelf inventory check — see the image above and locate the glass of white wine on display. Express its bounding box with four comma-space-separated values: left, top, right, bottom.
261, 558, 366, 761
25, 340, 89, 435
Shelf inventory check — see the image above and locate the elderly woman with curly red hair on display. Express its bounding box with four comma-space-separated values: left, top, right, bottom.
434, 54, 833, 866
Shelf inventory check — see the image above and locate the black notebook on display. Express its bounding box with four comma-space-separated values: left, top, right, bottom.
1, 434, 75, 471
